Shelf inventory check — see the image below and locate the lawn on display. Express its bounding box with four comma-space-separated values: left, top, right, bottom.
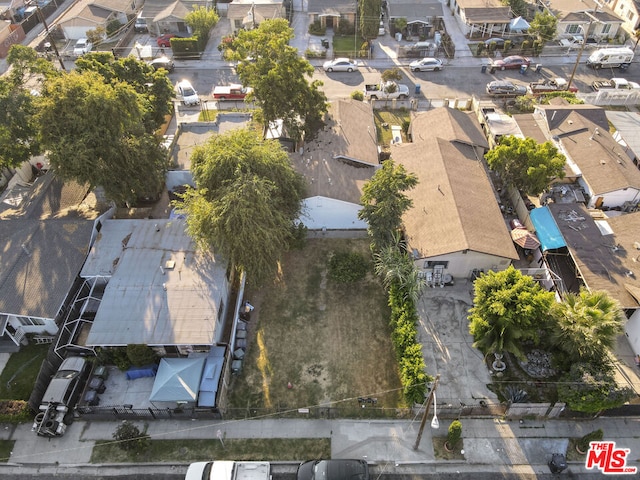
332, 35, 360, 58
91, 438, 330, 463
0, 343, 49, 400
0, 440, 14, 462
227, 238, 404, 415
373, 109, 411, 147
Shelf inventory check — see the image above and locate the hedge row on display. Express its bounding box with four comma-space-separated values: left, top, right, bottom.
388, 284, 428, 404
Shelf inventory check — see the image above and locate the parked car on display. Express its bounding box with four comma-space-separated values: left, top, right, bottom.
297, 459, 369, 480
491, 55, 531, 70
73, 38, 93, 56
134, 13, 148, 33
409, 57, 444, 72
176, 80, 200, 106
157, 33, 187, 47
323, 58, 359, 72
486, 80, 528, 97
149, 56, 175, 72
484, 37, 506, 48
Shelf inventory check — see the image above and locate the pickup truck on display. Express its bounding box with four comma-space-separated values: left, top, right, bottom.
528, 78, 578, 95
186, 461, 270, 480
364, 81, 410, 100
591, 77, 640, 91
212, 84, 253, 100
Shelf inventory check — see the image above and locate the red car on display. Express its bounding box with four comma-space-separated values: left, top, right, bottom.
156, 33, 187, 47
491, 55, 531, 71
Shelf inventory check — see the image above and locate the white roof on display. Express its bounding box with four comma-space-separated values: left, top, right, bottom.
83, 219, 228, 347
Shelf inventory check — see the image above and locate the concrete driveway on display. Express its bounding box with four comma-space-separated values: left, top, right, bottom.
417, 280, 499, 409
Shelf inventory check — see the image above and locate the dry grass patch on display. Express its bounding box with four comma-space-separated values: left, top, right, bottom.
374, 109, 410, 147
228, 238, 403, 414
432, 437, 465, 460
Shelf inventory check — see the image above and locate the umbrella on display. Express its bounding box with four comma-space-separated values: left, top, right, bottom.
511, 227, 541, 250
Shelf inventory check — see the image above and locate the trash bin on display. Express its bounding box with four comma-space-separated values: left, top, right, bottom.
481, 65, 487, 73
548, 453, 567, 474
415, 84, 421, 94
321, 38, 329, 49
520, 64, 528, 74
489, 66, 496, 74
535, 64, 542, 73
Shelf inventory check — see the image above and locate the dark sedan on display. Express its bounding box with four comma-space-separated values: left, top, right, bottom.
297, 459, 369, 480
491, 55, 531, 70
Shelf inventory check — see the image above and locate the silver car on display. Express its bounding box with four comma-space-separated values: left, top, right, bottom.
486, 80, 528, 97
409, 57, 444, 72
323, 58, 359, 72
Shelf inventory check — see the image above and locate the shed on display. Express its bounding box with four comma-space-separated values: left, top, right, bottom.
150, 357, 206, 405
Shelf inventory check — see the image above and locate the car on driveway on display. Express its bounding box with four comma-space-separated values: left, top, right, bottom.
486, 80, 528, 97
73, 38, 93, 56
213, 84, 253, 100
484, 37, 506, 48
297, 459, 369, 480
149, 56, 174, 72
176, 80, 200, 106
323, 58, 359, 72
409, 57, 444, 72
157, 33, 187, 47
491, 55, 531, 70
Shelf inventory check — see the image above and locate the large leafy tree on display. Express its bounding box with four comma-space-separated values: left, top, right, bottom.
528, 11, 558, 43
485, 136, 565, 196
36, 71, 168, 205
360, 0, 382, 41
468, 266, 556, 360
557, 362, 634, 414
551, 289, 625, 367
358, 159, 418, 249
222, 19, 327, 141
185, 5, 219, 39
177, 128, 306, 283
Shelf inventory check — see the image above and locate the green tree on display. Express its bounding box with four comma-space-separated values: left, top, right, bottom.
0, 79, 40, 170
222, 19, 327, 141
557, 362, 634, 414
503, 0, 527, 18
551, 289, 625, 366
381, 67, 402, 83
485, 136, 565, 196
373, 238, 425, 303
177, 129, 306, 284
359, 159, 418, 249
528, 11, 558, 43
185, 5, 219, 39
468, 266, 556, 360
360, 0, 382, 40
6, 44, 57, 86
36, 71, 168, 205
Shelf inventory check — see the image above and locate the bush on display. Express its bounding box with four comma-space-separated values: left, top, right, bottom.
305, 49, 326, 59
0, 400, 31, 423
351, 90, 364, 101
113, 421, 150, 452
309, 20, 326, 36
336, 18, 354, 35
447, 420, 462, 448
126, 344, 158, 367
328, 251, 369, 283
578, 429, 603, 453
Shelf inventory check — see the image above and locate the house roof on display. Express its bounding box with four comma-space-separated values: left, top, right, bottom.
547, 203, 640, 309
307, 0, 355, 15
606, 110, 640, 162
546, 0, 618, 19
0, 174, 96, 320
460, 7, 512, 23
396, 108, 516, 261
141, 0, 191, 21
227, 2, 284, 21
155, 1, 192, 22
537, 104, 640, 195
57, 0, 134, 29
388, 1, 443, 20
83, 219, 229, 347
511, 113, 550, 145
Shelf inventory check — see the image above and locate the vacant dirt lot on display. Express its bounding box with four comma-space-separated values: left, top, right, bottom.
228, 238, 404, 412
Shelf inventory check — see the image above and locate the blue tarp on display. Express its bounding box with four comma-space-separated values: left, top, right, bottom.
529, 207, 567, 252
198, 346, 226, 407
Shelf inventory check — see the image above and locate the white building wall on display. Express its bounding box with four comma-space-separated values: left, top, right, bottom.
625, 308, 640, 355
414, 250, 513, 279
300, 196, 367, 230
586, 187, 640, 209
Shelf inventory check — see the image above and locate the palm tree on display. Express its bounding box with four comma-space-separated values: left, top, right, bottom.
373, 236, 425, 303
551, 289, 625, 365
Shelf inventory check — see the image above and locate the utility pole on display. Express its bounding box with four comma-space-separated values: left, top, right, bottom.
31, 2, 66, 71
413, 373, 440, 450
568, 3, 600, 90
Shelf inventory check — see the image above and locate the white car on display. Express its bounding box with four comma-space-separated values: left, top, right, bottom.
176, 80, 200, 106
73, 38, 93, 56
323, 58, 359, 72
409, 57, 444, 72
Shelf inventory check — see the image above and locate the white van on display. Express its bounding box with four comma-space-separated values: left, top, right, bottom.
586, 47, 634, 69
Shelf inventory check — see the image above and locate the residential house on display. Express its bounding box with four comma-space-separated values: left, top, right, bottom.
292, 100, 379, 230
80, 219, 231, 356
528, 102, 640, 210
394, 107, 518, 280
56, 0, 141, 40
448, 0, 512, 38
606, 110, 640, 167
307, 0, 355, 30
227, 0, 286, 34
605, 0, 640, 35
386, 0, 444, 39
140, 0, 198, 36
0, 174, 99, 349
545, 0, 624, 42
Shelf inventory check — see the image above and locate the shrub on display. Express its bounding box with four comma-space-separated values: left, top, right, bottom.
126, 344, 158, 367
305, 49, 326, 59
447, 420, 462, 449
113, 421, 150, 452
351, 90, 364, 101
328, 251, 369, 283
309, 20, 326, 36
578, 429, 603, 453
0, 400, 31, 423
336, 18, 354, 35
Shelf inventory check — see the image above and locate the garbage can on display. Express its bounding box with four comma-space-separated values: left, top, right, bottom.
535, 64, 542, 73
415, 84, 421, 95
481, 65, 487, 74
520, 64, 528, 75
489, 66, 496, 74
548, 453, 567, 474
321, 38, 329, 49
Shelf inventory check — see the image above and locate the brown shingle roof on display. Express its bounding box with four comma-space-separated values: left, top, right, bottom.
409, 107, 489, 149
